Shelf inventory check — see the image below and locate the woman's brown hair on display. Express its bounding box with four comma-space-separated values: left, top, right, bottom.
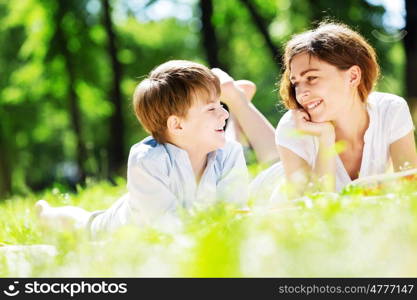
279, 22, 380, 109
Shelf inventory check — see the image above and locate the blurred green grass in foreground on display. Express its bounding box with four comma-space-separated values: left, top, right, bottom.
1, 177, 417, 277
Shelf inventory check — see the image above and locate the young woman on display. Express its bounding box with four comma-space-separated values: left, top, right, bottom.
217, 22, 417, 199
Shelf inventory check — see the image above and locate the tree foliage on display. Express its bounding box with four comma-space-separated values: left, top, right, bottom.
0, 0, 408, 198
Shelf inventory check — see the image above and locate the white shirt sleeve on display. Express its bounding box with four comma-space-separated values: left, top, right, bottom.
216, 141, 249, 207
88, 146, 179, 236
126, 149, 179, 224
388, 96, 415, 144
275, 110, 316, 166
88, 194, 134, 237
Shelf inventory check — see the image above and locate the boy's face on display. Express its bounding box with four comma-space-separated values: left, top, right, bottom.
179, 90, 229, 153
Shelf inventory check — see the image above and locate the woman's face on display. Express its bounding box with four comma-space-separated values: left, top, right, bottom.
289, 52, 356, 122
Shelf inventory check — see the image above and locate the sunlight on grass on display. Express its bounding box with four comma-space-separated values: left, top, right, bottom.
1, 177, 417, 277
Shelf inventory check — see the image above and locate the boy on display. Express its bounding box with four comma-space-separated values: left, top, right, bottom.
36, 60, 249, 236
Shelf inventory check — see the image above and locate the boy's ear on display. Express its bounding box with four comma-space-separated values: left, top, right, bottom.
166, 115, 183, 136
348, 65, 361, 87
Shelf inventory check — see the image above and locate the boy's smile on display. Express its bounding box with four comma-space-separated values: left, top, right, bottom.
166, 89, 229, 157
181, 95, 229, 153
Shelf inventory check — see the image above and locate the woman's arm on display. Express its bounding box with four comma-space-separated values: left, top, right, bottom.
277, 145, 310, 197
279, 110, 337, 197
390, 131, 417, 171
278, 136, 336, 197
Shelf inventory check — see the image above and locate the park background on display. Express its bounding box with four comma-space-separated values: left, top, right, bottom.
2, 0, 417, 277
0, 0, 416, 199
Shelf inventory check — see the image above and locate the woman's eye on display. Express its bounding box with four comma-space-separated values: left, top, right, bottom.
307, 76, 317, 81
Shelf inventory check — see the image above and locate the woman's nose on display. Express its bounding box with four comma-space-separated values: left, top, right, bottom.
296, 89, 310, 103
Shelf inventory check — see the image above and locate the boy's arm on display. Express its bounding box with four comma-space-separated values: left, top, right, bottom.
126, 158, 178, 224
88, 161, 180, 236
87, 194, 134, 237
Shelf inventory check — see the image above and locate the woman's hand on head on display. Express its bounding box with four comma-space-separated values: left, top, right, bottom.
292, 109, 335, 139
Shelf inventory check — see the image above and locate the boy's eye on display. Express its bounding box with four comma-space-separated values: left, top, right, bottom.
208, 103, 223, 111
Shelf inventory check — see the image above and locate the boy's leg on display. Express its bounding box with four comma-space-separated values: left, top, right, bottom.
212, 68, 279, 164
35, 200, 92, 230
231, 81, 256, 147
224, 81, 254, 148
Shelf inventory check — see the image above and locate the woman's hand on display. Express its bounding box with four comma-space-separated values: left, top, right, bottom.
292, 109, 335, 139
291, 109, 336, 192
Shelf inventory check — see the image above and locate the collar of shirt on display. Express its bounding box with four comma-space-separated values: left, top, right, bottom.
163, 142, 219, 206
163, 142, 218, 169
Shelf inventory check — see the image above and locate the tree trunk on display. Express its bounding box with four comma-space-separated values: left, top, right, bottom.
405, 0, 417, 113
199, 0, 231, 123
307, 0, 322, 25
102, 0, 125, 175
66, 57, 87, 182
239, 0, 282, 67
0, 134, 12, 199
199, 0, 226, 69
55, 7, 87, 182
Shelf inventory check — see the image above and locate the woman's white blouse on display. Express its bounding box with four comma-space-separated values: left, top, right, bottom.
275, 92, 415, 192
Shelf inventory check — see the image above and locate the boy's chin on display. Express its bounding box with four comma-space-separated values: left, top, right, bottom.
208, 140, 226, 152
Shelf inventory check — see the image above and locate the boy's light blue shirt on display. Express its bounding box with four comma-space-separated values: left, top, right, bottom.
88, 137, 248, 235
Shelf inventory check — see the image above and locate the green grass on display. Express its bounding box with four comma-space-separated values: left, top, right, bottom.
1, 176, 417, 277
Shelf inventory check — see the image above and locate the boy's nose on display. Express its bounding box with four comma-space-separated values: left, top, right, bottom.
221, 106, 230, 120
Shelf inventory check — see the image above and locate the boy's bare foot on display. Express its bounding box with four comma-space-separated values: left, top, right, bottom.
211, 69, 257, 147
211, 68, 256, 107
35, 200, 91, 231
235, 80, 256, 102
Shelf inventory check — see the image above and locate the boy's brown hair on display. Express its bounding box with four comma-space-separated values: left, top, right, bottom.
279, 22, 380, 109
133, 60, 220, 143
